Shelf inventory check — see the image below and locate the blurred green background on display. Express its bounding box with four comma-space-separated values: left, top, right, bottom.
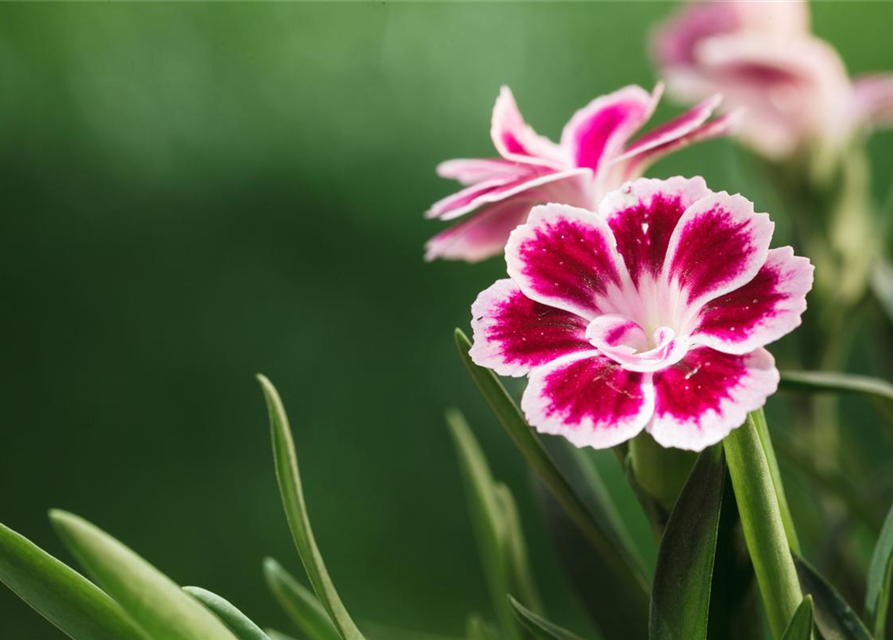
1, 2, 892, 638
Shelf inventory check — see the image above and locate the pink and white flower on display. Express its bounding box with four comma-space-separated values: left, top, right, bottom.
652, 0, 893, 159
469, 176, 813, 451
425, 84, 736, 263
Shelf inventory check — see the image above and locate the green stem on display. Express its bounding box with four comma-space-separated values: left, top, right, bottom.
629, 432, 696, 512
750, 408, 801, 554
724, 413, 802, 639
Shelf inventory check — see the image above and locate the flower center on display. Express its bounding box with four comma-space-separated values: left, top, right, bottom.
586, 314, 689, 373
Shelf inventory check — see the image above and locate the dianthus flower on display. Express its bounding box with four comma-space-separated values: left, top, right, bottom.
652, 0, 893, 159
469, 177, 813, 451
425, 84, 735, 263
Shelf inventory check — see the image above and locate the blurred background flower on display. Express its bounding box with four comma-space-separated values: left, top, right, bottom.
1, 3, 891, 638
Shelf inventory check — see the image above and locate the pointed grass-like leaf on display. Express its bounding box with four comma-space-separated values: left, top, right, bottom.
865, 501, 893, 637
184, 587, 271, 640
794, 556, 872, 640
493, 483, 545, 616
466, 614, 501, 640
723, 414, 802, 639
258, 374, 365, 640
447, 409, 522, 640
48, 510, 239, 640
781, 596, 814, 640
263, 558, 339, 640
779, 371, 893, 404
0, 520, 148, 640
508, 596, 585, 640
267, 631, 299, 640
454, 329, 650, 605
650, 446, 725, 640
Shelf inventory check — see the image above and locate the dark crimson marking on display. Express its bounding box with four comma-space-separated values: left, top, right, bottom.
653, 348, 747, 422
695, 262, 783, 342
542, 356, 646, 425
487, 291, 590, 367
607, 194, 687, 285
519, 218, 621, 315
669, 206, 755, 302
573, 104, 635, 171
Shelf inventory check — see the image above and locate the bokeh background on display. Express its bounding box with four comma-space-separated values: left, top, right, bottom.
1, 2, 892, 638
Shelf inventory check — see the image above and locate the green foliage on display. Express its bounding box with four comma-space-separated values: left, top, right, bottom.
184, 587, 272, 640
49, 510, 240, 640
258, 374, 366, 640
779, 370, 893, 404
508, 596, 586, 640
780, 596, 814, 640
0, 520, 148, 640
723, 415, 802, 639
650, 447, 725, 640
795, 556, 871, 640
263, 558, 341, 640
865, 501, 893, 637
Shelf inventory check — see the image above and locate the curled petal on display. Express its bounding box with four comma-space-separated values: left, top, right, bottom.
586, 314, 689, 373
691, 247, 813, 354
426, 168, 589, 221
491, 86, 565, 167
618, 93, 723, 161
506, 203, 631, 319
601, 176, 712, 287
648, 347, 779, 451
663, 191, 774, 309
436, 158, 530, 186
469, 279, 590, 377
853, 74, 893, 129
521, 351, 654, 449
560, 85, 659, 172
424, 197, 537, 263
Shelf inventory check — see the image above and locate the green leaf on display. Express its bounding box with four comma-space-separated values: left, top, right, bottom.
183, 587, 271, 640
0, 520, 148, 640
865, 501, 893, 637
267, 631, 299, 640
493, 483, 545, 616
750, 408, 800, 554
263, 557, 340, 640
779, 370, 893, 404
871, 258, 893, 326
795, 556, 871, 640
723, 414, 802, 639
781, 596, 814, 640
466, 614, 500, 640
650, 446, 725, 640
508, 596, 585, 640
446, 409, 523, 640
454, 329, 650, 604
257, 374, 366, 640
48, 510, 239, 640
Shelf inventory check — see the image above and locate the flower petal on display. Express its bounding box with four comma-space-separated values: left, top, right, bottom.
853, 73, 893, 130
469, 279, 591, 377
426, 168, 589, 221
521, 351, 654, 449
663, 191, 774, 309
560, 85, 658, 172
491, 86, 565, 167
436, 158, 530, 186
648, 347, 778, 451
586, 314, 689, 373
424, 197, 537, 263
691, 247, 813, 354
601, 176, 712, 287
506, 203, 631, 319
617, 93, 723, 161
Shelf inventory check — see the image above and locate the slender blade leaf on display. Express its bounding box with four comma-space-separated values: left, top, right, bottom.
454, 329, 650, 607
49, 510, 239, 640
650, 447, 725, 640
865, 501, 893, 637
508, 596, 585, 640
781, 596, 814, 640
267, 631, 299, 640
795, 556, 872, 640
257, 374, 366, 640
493, 483, 545, 617
0, 520, 148, 640
779, 371, 893, 404
466, 614, 501, 640
447, 409, 522, 640
263, 557, 340, 640
184, 587, 271, 640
